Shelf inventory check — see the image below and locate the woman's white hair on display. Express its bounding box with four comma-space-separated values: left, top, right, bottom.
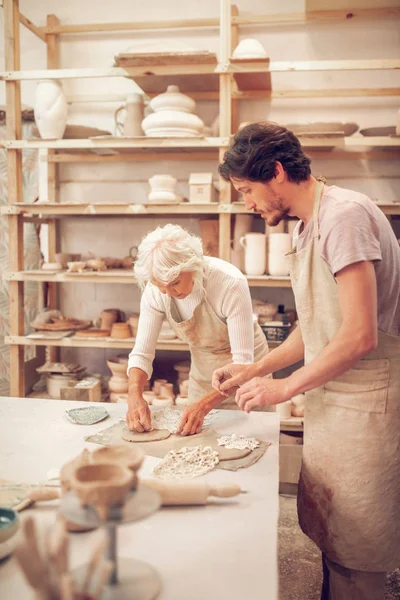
134, 224, 205, 290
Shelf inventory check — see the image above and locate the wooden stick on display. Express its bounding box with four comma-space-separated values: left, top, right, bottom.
93, 560, 113, 599
19, 12, 46, 41
81, 533, 108, 594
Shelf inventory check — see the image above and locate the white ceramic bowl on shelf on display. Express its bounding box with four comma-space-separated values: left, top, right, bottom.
232, 38, 267, 59
142, 111, 204, 138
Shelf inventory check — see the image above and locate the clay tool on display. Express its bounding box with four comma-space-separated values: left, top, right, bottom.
142, 479, 242, 505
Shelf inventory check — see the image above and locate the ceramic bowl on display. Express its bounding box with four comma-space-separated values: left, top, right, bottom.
0, 508, 20, 560
152, 396, 174, 408
107, 358, 129, 375
232, 38, 267, 59
142, 110, 204, 137
175, 395, 190, 406
71, 463, 135, 520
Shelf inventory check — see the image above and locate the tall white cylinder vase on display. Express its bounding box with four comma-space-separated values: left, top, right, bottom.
34, 80, 68, 139
239, 233, 267, 276
268, 233, 291, 276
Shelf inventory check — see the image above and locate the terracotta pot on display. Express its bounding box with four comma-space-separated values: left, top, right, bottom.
160, 383, 175, 400
153, 379, 167, 396
152, 396, 174, 408
92, 444, 144, 472
47, 374, 78, 399
70, 463, 135, 520
100, 309, 120, 332
110, 322, 131, 339
143, 391, 156, 405
108, 374, 128, 394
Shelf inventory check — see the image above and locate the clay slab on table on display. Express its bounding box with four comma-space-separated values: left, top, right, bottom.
122, 428, 171, 443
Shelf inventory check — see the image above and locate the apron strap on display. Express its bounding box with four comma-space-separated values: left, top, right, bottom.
313, 177, 326, 240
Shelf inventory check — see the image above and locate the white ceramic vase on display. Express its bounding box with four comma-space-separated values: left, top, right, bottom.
268, 233, 291, 276
232, 38, 268, 60
142, 85, 204, 137
239, 233, 267, 276
34, 80, 68, 139
148, 174, 178, 202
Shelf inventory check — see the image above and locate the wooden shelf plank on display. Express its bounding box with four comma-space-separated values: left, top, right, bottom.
5, 335, 280, 352
2, 202, 399, 217
0, 137, 228, 150
280, 417, 304, 432
246, 276, 292, 288
2, 59, 398, 82
3, 136, 399, 151
5, 335, 190, 351
4, 270, 294, 288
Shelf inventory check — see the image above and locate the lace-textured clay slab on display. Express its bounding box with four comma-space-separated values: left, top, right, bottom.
217, 433, 260, 451
153, 445, 219, 480
152, 406, 218, 434
122, 427, 171, 443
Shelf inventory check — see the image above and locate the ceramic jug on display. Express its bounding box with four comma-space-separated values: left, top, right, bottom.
115, 93, 144, 137
239, 233, 266, 276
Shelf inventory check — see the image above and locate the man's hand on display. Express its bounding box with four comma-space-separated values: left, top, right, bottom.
235, 377, 291, 412
126, 398, 152, 432
212, 363, 256, 395
176, 402, 207, 436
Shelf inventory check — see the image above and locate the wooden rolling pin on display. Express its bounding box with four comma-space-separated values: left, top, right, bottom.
28, 481, 242, 507
141, 480, 242, 505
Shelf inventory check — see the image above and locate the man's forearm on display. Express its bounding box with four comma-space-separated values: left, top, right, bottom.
254, 326, 305, 377
128, 367, 148, 404
285, 325, 376, 397
198, 389, 226, 413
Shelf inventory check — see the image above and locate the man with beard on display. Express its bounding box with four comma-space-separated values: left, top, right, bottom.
212, 122, 400, 600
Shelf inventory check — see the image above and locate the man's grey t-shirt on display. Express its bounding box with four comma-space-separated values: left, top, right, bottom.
293, 185, 400, 336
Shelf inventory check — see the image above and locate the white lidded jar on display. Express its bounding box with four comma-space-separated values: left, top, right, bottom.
34, 80, 68, 139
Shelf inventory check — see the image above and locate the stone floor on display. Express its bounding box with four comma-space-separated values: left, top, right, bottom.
278, 495, 400, 600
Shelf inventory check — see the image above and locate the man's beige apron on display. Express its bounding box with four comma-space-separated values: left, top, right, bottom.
165, 279, 268, 404
287, 179, 400, 571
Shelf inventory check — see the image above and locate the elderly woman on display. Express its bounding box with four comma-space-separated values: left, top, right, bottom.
126, 223, 269, 436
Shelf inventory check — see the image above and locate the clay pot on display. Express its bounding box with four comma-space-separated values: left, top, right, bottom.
142, 86, 203, 138
179, 380, 189, 396
67, 261, 86, 273
100, 309, 120, 332
153, 379, 167, 396
121, 246, 138, 270
199, 219, 219, 257
86, 258, 107, 272
70, 463, 135, 521
152, 396, 174, 408
47, 374, 78, 399
268, 233, 291, 276
143, 391, 156, 405
108, 375, 128, 394
107, 357, 128, 375
175, 396, 190, 407
110, 322, 131, 339
148, 174, 178, 203
160, 383, 175, 401
149, 85, 196, 114
92, 444, 144, 472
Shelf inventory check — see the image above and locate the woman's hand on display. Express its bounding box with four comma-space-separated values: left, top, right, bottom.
235, 377, 291, 412
126, 397, 152, 432
176, 402, 207, 436
212, 363, 257, 395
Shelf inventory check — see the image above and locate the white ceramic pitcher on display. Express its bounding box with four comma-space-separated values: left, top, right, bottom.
115, 93, 144, 136
239, 233, 266, 276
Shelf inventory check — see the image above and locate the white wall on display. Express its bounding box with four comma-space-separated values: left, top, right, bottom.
1, 0, 399, 373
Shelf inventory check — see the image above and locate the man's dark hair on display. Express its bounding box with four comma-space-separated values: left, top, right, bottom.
219, 121, 311, 184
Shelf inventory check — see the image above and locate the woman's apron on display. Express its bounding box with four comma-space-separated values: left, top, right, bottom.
165, 285, 268, 404
286, 179, 400, 571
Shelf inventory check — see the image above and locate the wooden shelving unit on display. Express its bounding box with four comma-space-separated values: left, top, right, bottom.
1, 0, 399, 397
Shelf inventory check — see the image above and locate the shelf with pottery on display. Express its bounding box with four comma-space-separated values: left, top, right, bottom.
2, 202, 399, 217
3, 269, 293, 288
2, 135, 399, 152
4, 335, 280, 352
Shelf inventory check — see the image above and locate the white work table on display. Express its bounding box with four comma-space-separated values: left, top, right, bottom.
0, 397, 279, 600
